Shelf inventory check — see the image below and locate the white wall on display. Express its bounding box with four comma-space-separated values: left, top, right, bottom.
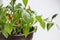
1, 0, 60, 40
0, 0, 2, 5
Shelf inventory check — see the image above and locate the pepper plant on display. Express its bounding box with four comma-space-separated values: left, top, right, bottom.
0, 0, 58, 38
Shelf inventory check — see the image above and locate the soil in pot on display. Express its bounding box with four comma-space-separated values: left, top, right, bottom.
0, 27, 34, 40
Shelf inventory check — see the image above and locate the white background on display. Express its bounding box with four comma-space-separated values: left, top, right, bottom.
1, 0, 60, 40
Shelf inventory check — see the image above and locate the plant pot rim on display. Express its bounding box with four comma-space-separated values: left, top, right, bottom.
14, 31, 34, 36
0, 31, 34, 36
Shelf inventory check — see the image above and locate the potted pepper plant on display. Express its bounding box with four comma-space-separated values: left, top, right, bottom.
0, 0, 58, 40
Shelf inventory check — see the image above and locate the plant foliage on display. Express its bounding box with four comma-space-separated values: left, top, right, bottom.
0, 0, 58, 38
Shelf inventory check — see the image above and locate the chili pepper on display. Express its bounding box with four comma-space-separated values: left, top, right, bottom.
15, 22, 19, 26
8, 14, 13, 20
28, 5, 30, 10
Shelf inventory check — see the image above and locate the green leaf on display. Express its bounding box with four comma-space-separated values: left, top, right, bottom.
23, 26, 30, 37
47, 22, 54, 31
10, 0, 16, 12
10, 0, 16, 5
34, 26, 37, 32
22, 10, 30, 24
44, 18, 49, 21
22, 0, 28, 7
4, 23, 13, 35
0, 5, 2, 10
30, 17, 34, 25
52, 14, 58, 20
12, 27, 17, 35
36, 16, 46, 29
15, 3, 22, 8
2, 29, 9, 38
13, 11, 21, 23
